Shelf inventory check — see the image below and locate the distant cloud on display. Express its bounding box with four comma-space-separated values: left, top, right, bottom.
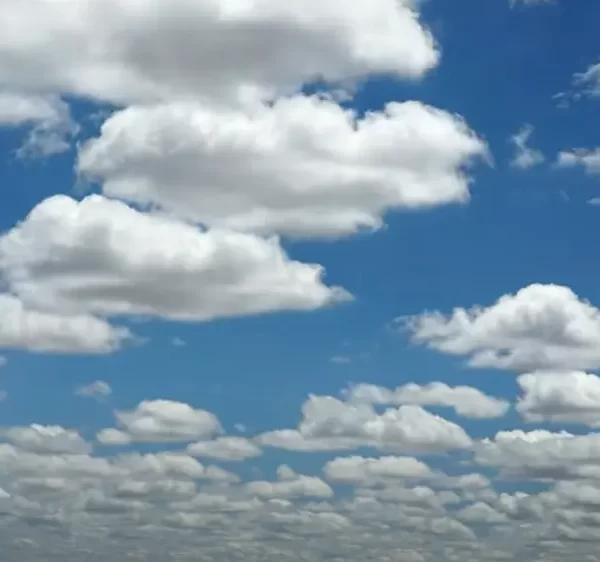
509, 0, 554, 6
556, 149, 600, 175
75, 380, 112, 400
509, 124, 544, 169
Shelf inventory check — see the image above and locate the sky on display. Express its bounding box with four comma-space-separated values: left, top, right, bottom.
1, 0, 600, 560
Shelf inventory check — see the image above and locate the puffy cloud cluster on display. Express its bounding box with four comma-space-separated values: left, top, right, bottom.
345, 381, 509, 419
405, 283, 600, 372
2, 391, 600, 560
0, 0, 489, 356
257, 394, 472, 453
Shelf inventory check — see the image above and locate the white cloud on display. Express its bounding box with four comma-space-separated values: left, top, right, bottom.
573, 61, 600, 99
324, 455, 433, 485
1, 425, 91, 455
456, 502, 507, 524
257, 394, 472, 453
0, 293, 130, 354
97, 399, 222, 444
0, 0, 438, 107
75, 380, 112, 400
405, 283, 600, 371
517, 370, 600, 426
0, 357, 6, 368
77, 97, 487, 238
556, 149, 600, 175
345, 382, 509, 419
509, 124, 544, 169
0, 194, 349, 321
510, 0, 554, 6
247, 465, 333, 500
186, 437, 262, 461
474, 429, 600, 480
0, 92, 76, 157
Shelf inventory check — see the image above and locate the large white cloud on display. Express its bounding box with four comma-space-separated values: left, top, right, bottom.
0, 0, 438, 106
405, 283, 600, 371
0, 194, 349, 322
345, 382, 509, 419
517, 371, 600, 426
257, 394, 472, 453
77, 97, 487, 238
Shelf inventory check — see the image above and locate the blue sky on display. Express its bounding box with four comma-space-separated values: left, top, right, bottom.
1, 0, 600, 560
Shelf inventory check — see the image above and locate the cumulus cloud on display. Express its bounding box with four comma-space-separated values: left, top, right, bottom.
257, 394, 472, 453
345, 382, 509, 419
0, 194, 349, 322
474, 429, 600, 481
246, 465, 333, 500
77, 97, 487, 238
1, 425, 91, 455
186, 437, 262, 462
97, 400, 222, 444
509, 124, 544, 169
517, 370, 600, 426
404, 283, 600, 372
0, 0, 438, 107
324, 455, 433, 485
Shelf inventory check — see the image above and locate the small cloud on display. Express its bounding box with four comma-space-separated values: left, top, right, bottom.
330, 355, 352, 365
573, 61, 600, 100
556, 149, 600, 175
588, 197, 600, 206
170, 337, 186, 347
0, 356, 6, 368
0, 391, 6, 402
509, 0, 554, 7
75, 380, 112, 401
509, 124, 544, 169
234, 424, 247, 433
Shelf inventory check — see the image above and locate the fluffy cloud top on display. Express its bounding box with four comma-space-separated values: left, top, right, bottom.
0, 0, 438, 106
257, 394, 472, 453
77, 97, 487, 238
324, 455, 433, 485
0, 194, 349, 323
1, 425, 91, 455
474, 429, 600, 480
517, 370, 600, 426
186, 437, 262, 462
345, 382, 509, 419
405, 283, 600, 371
97, 400, 223, 444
